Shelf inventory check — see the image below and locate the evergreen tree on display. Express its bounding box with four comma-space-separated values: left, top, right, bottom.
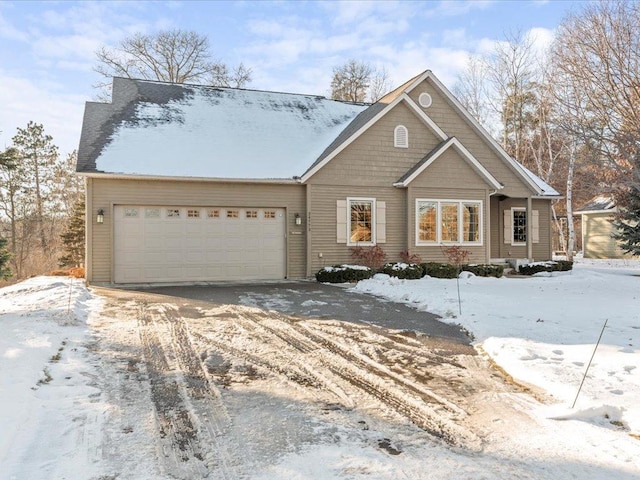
613, 182, 640, 256
0, 237, 12, 280
59, 198, 85, 268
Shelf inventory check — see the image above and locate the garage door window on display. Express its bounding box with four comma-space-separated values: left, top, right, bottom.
145, 208, 160, 218
208, 209, 220, 218
187, 209, 200, 218
167, 209, 180, 218
264, 210, 276, 219
124, 208, 138, 217
227, 210, 239, 218
246, 210, 258, 218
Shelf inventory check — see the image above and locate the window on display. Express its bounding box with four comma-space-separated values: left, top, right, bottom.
417, 202, 437, 242
348, 198, 375, 245
394, 125, 408, 148
227, 210, 239, 218
416, 199, 482, 245
167, 209, 180, 218
264, 210, 276, 219
512, 208, 527, 244
246, 210, 258, 218
208, 209, 220, 218
145, 208, 160, 218
187, 209, 200, 218
124, 208, 138, 218
418, 92, 432, 108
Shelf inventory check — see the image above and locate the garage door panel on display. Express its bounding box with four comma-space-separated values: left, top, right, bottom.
114, 205, 286, 283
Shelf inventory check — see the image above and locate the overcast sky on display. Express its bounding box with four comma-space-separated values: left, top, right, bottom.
0, 0, 588, 157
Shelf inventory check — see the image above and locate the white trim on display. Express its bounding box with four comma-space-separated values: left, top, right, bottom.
576, 208, 618, 215
394, 125, 409, 148
397, 137, 502, 190
76, 171, 300, 184
419, 72, 544, 195
415, 198, 483, 246
346, 197, 376, 246
511, 207, 527, 246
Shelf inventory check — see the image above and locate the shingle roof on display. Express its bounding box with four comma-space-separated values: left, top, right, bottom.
576, 195, 616, 213
395, 138, 450, 184
77, 78, 369, 179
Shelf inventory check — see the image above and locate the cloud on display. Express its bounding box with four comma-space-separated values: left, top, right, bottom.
0, 73, 87, 155
0, 9, 28, 42
424, 0, 495, 18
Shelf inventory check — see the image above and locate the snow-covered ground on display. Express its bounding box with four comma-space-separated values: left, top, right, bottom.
1, 261, 639, 479
354, 258, 640, 434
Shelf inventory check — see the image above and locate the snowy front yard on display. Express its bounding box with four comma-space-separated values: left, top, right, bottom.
0, 260, 639, 479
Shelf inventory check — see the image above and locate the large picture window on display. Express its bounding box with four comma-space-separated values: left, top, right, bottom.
348, 198, 375, 245
416, 199, 482, 245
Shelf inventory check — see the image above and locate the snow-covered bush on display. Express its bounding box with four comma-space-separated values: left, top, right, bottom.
518, 260, 573, 275
315, 264, 372, 283
421, 262, 459, 279
380, 262, 424, 279
462, 264, 504, 278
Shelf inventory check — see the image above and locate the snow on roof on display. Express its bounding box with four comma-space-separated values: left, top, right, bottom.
519, 165, 561, 196
576, 195, 616, 213
83, 79, 369, 179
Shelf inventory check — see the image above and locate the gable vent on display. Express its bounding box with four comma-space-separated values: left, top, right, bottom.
394, 125, 408, 148
419, 92, 432, 108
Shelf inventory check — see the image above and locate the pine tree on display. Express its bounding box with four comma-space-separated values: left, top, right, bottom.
59, 198, 85, 268
0, 237, 11, 280
613, 180, 640, 256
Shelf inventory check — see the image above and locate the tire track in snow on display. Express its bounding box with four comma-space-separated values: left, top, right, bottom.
208, 305, 480, 449
138, 302, 242, 479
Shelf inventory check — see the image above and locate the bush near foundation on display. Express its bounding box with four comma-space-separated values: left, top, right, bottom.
518, 261, 573, 275
380, 262, 424, 279
316, 265, 372, 283
462, 264, 504, 278
421, 262, 459, 279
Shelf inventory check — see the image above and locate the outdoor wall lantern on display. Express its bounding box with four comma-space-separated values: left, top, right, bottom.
97, 209, 105, 224
295, 213, 302, 225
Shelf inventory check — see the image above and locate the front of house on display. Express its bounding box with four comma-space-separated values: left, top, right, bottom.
77, 70, 559, 284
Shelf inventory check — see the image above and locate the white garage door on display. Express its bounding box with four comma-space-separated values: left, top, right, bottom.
114, 206, 286, 283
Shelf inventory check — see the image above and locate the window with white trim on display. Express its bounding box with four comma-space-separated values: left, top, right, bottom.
348, 198, 375, 245
416, 199, 482, 245
394, 125, 408, 148
418, 92, 432, 108
512, 208, 527, 244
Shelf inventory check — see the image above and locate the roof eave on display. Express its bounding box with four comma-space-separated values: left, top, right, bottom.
76, 171, 302, 184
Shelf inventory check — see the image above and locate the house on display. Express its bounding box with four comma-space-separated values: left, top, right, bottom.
76, 70, 560, 284
576, 195, 630, 258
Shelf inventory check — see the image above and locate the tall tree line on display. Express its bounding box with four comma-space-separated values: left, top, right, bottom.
453, 0, 640, 258
0, 122, 83, 280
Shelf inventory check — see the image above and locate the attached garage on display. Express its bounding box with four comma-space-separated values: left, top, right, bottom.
114, 205, 286, 283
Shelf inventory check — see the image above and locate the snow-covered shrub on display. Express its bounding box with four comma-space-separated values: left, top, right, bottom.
462, 264, 504, 278
421, 262, 459, 279
350, 245, 388, 271
380, 262, 424, 279
519, 260, 573, 275
315, 264, 372, 283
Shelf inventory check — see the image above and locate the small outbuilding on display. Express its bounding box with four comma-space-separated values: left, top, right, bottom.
576, 195, 630, 259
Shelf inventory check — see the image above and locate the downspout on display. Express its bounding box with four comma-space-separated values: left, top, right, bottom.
526, 196, 533, 261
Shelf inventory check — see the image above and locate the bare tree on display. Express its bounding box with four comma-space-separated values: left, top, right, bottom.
369, 66, 392, 102
453, 54, 492, 128
331, 60, 374, 102
94, 29, 251, 97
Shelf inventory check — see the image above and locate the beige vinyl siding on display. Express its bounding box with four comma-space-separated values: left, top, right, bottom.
582, 212, 630, 259
407, 79, 534, 198
308, 185, 405, 273
493, 198, 552, 260
87, 178, 306, 282
309, 102, 442, 186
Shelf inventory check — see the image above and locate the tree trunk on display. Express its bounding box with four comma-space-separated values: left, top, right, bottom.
566, 145, 576, 261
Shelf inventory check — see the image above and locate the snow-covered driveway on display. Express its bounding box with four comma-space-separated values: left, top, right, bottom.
2, 274, 639, 479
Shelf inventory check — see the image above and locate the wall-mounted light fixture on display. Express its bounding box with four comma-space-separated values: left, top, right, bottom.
97, 209, 105, 224
295, 213, 302, 225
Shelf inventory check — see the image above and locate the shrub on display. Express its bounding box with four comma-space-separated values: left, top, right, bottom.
421, 262, 459, 279
518, 263, 555, 275
399, 250, 423, 264
441, 245, 470, 266
462, 264, 504, 278
350, 245, 388, 271
380, 262, 424, 279
554, 260, 574, 271
316, 265, 372, 283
